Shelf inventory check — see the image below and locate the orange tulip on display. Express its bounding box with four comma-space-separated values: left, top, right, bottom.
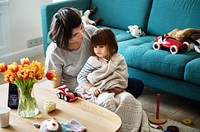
4, 74, 15, 83
20, 58, 30, 67
8, 62, 19, 73
46, 70, 57, 81
17, 69, 29, 80
0, 63, 8, 73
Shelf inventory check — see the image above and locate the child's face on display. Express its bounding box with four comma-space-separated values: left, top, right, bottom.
94, 45, 108, 59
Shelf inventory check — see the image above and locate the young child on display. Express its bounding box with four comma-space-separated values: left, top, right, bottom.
76, 28, 128, 111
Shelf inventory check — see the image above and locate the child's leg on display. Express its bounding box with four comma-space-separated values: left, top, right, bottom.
96, 92, 119, 112
126, 78, 144, 98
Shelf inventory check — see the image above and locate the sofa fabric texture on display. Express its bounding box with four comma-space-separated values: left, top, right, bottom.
41, 0, 200, 102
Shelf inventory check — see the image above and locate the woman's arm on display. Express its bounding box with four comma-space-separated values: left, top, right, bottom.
49, 75, 61, 88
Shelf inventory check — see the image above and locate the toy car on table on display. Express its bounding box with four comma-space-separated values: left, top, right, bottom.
153, 34, 189, 54
56, 85, 78, 102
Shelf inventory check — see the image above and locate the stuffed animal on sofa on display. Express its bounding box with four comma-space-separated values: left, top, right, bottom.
183, 38, 200, 53
81, 7, 102, 25
127, 25, 145, 38
167, 28, 200, 53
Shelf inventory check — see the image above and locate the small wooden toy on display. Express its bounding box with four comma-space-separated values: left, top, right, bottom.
148, 93, 167, 124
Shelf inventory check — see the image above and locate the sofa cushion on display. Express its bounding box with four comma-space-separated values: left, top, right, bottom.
90, 0, 153, 31
184, 58, 200, 85
117, 36, 154, 55
119, 40, 200, 79
147, 0, 200, 36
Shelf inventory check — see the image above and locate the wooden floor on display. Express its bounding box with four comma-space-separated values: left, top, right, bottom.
1, 54, 200, 129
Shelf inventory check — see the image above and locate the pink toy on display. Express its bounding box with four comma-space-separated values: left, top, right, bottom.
153, 34, 189, 54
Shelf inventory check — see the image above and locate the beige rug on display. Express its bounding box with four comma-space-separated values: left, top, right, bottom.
146, 112, 200, 132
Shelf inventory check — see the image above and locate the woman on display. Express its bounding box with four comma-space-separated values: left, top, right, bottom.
45, 7, 96, 89
45, 7, 144, 98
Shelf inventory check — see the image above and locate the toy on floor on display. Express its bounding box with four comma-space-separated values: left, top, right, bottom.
127, 25, 145, 38
153, 34, 189, 54
34, 118, 62, 132
182, 118, 192, 125
56, 85, 78, 102
166, 125, 179, 132
148, 93, 167, 124
81, 6, 102, 25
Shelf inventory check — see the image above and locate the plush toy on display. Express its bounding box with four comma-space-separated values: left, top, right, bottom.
183, 38, 200, 53
81, 7, 102, 25
34, 118, 62, 132
127, 25, 145, 38
167, 28, 200, 53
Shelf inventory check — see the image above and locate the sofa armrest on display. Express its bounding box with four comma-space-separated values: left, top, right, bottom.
41, 0, 91, 56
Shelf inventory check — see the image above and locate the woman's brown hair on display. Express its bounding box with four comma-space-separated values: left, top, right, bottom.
49, 7, 82, 50
90, 28, 118, 60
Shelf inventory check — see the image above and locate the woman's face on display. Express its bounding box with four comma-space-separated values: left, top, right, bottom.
68, 24, 84, 51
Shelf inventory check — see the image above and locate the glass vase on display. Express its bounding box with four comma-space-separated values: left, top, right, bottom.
17, 85, 39, 117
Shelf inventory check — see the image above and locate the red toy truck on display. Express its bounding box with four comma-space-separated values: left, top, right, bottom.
153, 34, 189, 54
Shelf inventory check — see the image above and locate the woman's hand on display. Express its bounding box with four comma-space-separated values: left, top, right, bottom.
90, 87, 101, 97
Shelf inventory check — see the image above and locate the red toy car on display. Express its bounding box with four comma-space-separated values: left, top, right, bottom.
153, 34, 189, 54
56, 85, 78, 102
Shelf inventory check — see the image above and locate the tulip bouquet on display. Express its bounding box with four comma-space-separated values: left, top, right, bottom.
0, 58, 56, 117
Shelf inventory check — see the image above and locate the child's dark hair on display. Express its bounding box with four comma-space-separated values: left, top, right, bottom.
90, 28, 118, 60
49, 7, 82, 50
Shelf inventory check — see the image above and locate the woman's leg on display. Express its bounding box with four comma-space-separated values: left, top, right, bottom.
126, 78, 144, 98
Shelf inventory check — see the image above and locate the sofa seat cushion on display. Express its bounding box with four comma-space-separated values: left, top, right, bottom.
185, 58, 200, 85
120, 40, 200, 79
117, 36, 155, 55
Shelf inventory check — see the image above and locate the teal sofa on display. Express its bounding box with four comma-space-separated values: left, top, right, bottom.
41, 0, 200, 102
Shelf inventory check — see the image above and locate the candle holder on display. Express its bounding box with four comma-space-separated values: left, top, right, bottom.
148, 93, 167, 124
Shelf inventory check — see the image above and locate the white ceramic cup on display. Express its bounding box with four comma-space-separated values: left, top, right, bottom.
0, 107, 11, 127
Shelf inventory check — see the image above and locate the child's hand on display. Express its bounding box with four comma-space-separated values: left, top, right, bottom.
90, 87, 101, 97
110, 87, 123, 94
77, 93, 85, 99
101, 58, 108, 66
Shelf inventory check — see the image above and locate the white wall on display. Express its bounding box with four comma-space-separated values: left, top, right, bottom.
0, 0, 52, 63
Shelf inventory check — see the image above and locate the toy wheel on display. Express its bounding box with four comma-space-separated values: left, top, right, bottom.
153, 42, 161, 50
56, 92, 62, 99
63, 95, 69, 102
183, 42, 190, 52
170, 45, 178, 54
194, 45, 200, 53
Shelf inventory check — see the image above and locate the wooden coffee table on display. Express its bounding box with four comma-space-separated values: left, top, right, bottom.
0, 81, 121, 132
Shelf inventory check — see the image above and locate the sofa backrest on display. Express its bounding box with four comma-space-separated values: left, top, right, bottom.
147, 0, 200, 36
90, 0, 153, 31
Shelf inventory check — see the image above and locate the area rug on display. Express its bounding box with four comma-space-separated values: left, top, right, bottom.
146, 112, 200, 132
